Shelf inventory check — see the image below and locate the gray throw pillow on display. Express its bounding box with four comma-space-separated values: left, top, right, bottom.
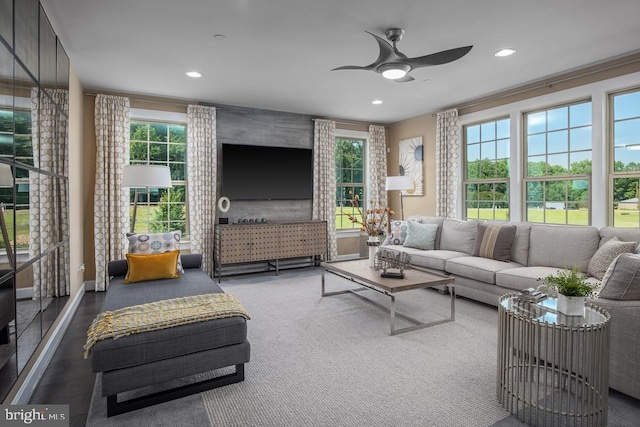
439, 219, 477, 254
598, 253, 640, 300
587, 236, 637, 280
403, 221, 438, 250
472, 223, 517, 261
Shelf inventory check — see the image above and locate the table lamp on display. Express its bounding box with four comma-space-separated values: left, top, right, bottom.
123, 165, 172, 233
385, 175, 413, 220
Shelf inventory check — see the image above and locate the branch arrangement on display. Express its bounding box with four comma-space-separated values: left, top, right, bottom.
345, 191, 394, 237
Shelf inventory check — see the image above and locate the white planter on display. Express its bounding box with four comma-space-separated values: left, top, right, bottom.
367, 236, 381, 268
556, 293, 586, 316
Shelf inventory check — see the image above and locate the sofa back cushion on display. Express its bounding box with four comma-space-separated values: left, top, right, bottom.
406, 216, 445, 249
440, 218, 478, 254
598, 227, 640, 249
528, 224, 599, 273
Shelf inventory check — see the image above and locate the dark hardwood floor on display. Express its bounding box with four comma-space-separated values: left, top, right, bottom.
29, 291, 104, 427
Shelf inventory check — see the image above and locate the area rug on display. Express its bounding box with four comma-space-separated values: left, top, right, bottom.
85, 268, 639, 426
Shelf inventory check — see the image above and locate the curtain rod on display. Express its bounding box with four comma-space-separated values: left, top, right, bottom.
85, 92, 191, 107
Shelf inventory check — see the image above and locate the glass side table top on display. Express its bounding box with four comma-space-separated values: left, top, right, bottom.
500, 295, 609, 327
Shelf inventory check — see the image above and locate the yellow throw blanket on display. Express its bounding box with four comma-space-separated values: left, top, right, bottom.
84, 293, 250, 358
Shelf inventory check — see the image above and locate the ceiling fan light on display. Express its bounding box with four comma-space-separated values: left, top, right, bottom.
380, 63, 410, 79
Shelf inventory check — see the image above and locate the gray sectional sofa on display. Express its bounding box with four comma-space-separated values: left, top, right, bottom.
382, 215, 640, 401
90, 254, 250, 416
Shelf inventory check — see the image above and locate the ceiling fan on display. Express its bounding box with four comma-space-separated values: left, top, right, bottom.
332, 28, 472, 82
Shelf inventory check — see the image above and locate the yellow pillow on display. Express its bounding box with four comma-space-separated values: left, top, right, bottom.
123, 250, 181, 284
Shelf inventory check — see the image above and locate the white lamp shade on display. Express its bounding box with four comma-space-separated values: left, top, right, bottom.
385, 175, 413, 191
123, 165, 172, 188
0, 163, 13, 188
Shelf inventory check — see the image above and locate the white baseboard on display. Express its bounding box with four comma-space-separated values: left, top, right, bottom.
11, 284, 87, 404
16, 287, 33, 300
335, 253, 360, 261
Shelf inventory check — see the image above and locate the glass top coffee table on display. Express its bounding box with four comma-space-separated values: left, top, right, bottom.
321, 259, 455, 335
497, 294, 610, 426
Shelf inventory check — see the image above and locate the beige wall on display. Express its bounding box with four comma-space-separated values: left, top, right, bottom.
387, 114, 438, 219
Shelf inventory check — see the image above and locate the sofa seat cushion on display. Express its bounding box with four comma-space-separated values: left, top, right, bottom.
381, 246, 467, 271
91, 268, 248, 373
496, 266, 566, 292
445, 256, 523, 285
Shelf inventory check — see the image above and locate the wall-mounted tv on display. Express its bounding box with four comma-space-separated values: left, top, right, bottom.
221, 144, 313, 200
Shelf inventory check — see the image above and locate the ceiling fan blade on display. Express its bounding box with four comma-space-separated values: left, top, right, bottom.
364, 31, 400, 66
395, 74, 415, 83
332, 31, 402, 73
331, 65, 375, 71
406, 45, 473, 68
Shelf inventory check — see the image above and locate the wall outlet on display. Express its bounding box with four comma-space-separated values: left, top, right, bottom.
78, 263, 85, 272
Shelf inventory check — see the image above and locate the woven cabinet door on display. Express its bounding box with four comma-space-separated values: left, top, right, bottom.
250, 225, 280, 261
216, 226, 251, 264
278, 224, 307, 258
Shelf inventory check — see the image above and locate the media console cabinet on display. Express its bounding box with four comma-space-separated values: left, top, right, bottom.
214, 220, 328, 282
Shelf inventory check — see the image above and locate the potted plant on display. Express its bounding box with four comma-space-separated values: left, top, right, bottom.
345, 191, 394, 267
539, 266, 597, 316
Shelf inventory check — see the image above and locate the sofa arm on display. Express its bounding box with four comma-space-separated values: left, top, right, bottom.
589, 298, 640, 400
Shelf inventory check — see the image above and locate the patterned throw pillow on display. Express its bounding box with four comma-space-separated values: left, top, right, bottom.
587, 237, 637, 280
127, 230, 183, 274
472, 223, 516, 261
403, 221, 438, 250
386, 220, 408, 245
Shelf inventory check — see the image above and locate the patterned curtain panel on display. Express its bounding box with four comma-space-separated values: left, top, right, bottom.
187, 105, 217, 276
94, 95, 131, 291
368, 125, 388, 207
312, 119, 338, 261
30, 88, 70, 298
435, 109, 460, 218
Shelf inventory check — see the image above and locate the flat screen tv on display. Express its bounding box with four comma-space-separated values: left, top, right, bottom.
221, 144, 313, 200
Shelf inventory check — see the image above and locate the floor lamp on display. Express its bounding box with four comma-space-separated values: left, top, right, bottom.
0, 163, 14, 269
123, 165, 172, 234
385, 175, 414, 220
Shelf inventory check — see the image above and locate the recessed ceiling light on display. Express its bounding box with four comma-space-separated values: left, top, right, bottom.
213, 34, 226, 40
186, 71, 202, 78
372, 100, 383, 105
494, 48, 516, 57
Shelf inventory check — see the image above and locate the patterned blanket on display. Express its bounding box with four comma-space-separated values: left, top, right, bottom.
84, 293, 250, 358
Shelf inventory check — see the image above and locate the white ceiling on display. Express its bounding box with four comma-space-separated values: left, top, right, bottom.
41, 0, 640, 124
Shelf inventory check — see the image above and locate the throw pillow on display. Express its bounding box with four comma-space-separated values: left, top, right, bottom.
598, 253, 640, 300
127, 230, 183, 274
472, 223, 517, 261
439, 219, 478, 254
386, 220, 408, 245
123, 250, 181, 284
587, 236, 637, 280
402, 221, 438, 250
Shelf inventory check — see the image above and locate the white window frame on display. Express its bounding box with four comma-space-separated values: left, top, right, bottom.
335, 129, 369, 237
129, 108, 190, 248
458, 70, 640, 228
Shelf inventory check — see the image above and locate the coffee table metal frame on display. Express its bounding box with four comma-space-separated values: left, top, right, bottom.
321, 260, 455, 336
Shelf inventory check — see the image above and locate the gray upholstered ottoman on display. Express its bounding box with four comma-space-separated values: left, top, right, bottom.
90, 254, 250, 416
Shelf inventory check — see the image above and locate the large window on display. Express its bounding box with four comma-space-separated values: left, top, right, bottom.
524, 100, 592, 225
0, 108, 32, 249
464, 118, 510, 220
129, 120, 187, 235
335, 137, 365, 231
611, 88, 640, 227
